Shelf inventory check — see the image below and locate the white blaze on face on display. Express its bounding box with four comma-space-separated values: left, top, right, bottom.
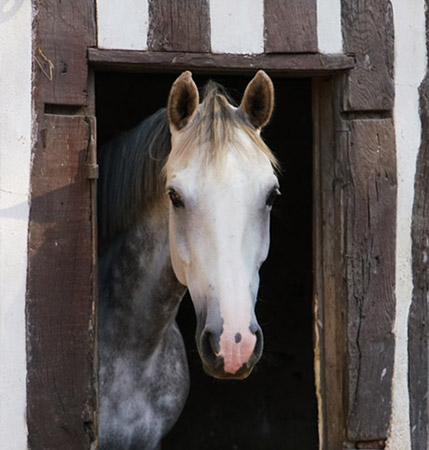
216, 282, 257, 374
204, 233, 256, 374
204, 194, 260, 374
166, 136, 278, 374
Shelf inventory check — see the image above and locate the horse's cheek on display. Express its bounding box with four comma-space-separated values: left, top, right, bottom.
246, 214, 271, 270
169, 242, 187, 286
169, 219, 189, 286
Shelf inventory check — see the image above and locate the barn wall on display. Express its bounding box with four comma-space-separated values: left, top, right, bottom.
0, 0, 421, 448
0, 0, 32, 448
317, 0, 342, 53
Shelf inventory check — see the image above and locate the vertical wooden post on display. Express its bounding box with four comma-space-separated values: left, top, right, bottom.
148, 0, 211, 52
314, 73, 397, 448
27, 1, 97, 449
340, 0, 396, 445
264, 0, 318, 53
341, 0, 394, 111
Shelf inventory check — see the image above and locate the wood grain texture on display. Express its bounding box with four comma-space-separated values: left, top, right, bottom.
341, 0, 394, 111
33, 0, 96, 105
264, 0, 318, 53
30, 2, 97, 448
148, 0, 210, 52
356, 440, 386, 449
409, 75, 429, 450
313, 77, 348, 450
27, 116, 97, 450
344, 119, 396, 441
88, 49, 354, 74
314, 79, 395, 448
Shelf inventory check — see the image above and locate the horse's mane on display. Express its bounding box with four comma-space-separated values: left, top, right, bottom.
98, 81, 278, 251
98, 108, 171, 251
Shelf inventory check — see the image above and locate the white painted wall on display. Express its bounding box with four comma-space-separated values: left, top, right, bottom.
317, 0, 342, 53
0, 0, 32, 448
387, 1, 427, 449
210, 0, 264, 54
97, 0, 149, 50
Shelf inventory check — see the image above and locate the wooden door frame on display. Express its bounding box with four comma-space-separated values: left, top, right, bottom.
91, 65, 349, 449
100, 60, 360, 450
313, 75, 397, 450
94, 68, 335, 449
313, 76, 344, 449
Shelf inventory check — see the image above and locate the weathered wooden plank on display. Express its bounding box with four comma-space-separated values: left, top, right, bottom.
314, 79, 396, 448
344, 119, 396, 441
147, 0, 210, 52
356, 440, 386, 449
409, 74, 429, 450
88, 49, 355, 74
341, 0, 394, 111
264, 0, 318, 53
313, 77, 348, 450
33, 0, 96, 105
26, 115, 97, 450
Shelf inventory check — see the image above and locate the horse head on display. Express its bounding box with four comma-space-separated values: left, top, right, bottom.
164, 71, 279, 380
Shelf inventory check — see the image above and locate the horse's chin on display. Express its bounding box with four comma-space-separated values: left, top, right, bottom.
201, 360, 257, 381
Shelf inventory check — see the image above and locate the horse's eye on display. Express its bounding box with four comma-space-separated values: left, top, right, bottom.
266, 188, 281, 207
168, 189, 184, 208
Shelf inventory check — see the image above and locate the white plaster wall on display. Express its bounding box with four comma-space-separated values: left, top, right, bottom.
317, 0, 342, 53
97, 0, 149, 50
0, 0, 32, 448
96, 0, 344, 56
210, 0, 264, 54
387, 1, 427, 449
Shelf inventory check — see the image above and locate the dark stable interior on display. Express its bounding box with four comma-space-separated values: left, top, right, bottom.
96, 72, 318, 450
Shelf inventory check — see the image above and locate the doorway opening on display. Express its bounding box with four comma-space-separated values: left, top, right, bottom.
96, 72, 317, 449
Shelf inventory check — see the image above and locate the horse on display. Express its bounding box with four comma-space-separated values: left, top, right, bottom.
98, 70, 280, 449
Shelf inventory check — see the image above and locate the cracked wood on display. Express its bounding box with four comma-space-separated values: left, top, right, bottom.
344, 119, 396, 441
148, 0, 210, 52
33, 0, 96, 106
27, 116, 97, 450
264, 0, 318, 53
28, 1, 97, 449
342, 0, 394, 111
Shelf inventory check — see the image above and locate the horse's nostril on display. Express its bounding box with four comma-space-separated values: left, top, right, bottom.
253, 327, 264, 357
200, 330, 218, 363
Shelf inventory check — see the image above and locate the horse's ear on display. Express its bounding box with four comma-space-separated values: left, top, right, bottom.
240, 70, 274, 130
167, 71, 199, 131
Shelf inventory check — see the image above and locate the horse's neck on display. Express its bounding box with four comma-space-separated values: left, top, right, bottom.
99, 209, 186, 354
